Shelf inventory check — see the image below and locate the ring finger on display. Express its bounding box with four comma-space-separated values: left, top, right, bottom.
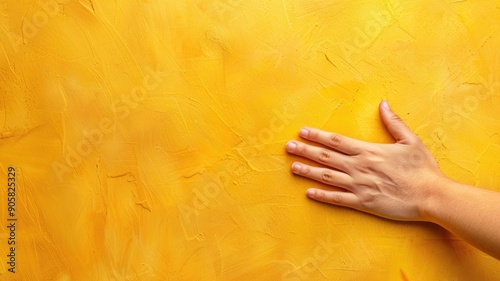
286, 141, 349, 172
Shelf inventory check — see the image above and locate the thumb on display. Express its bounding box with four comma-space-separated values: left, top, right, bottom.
379, 100, 415, 144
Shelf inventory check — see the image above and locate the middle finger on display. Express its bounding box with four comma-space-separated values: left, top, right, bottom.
286, 141, 349, 172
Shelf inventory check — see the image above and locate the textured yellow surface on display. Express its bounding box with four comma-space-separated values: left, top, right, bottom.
1, 0, 500, 280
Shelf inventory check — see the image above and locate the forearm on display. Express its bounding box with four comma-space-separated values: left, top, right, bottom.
423, 177, 500, 259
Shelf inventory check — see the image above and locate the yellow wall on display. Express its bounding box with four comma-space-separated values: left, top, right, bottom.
1, 0, 500, 280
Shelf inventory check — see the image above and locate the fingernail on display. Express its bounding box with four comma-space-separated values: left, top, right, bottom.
292, 162, 302, 173
381, 100, 390, 110
306, 189, 315, 198
299, 128, 309, 138
286, 141, 297, 152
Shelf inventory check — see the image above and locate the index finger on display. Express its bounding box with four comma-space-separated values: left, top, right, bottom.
298, 127, 364, 155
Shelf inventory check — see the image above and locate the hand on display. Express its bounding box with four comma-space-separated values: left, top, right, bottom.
286, 100, 447, 221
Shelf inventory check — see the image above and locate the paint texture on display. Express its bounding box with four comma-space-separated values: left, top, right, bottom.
1, 0, 500, 280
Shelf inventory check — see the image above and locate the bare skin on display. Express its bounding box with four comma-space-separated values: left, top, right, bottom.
286, 100, 500, 260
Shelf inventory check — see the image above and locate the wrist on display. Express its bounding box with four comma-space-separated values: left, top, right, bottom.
418, 175, 456, 223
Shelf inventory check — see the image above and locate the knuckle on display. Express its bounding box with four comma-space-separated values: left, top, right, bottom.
362, 145, 380, 155
329, 134, 342, 147
354, 163, 370, 174
389, 113, 404, 123
316, 190, 324, 200
295, 143, 306, 154
318, 149, 331, 163
330, 193, 342, 204
321, 170, 334, 183
302, 165, 311, 175
308, 129, 319, 139
360, 193, 375, 207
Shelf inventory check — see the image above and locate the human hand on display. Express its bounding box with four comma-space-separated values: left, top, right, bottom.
286, 100, 447, 221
